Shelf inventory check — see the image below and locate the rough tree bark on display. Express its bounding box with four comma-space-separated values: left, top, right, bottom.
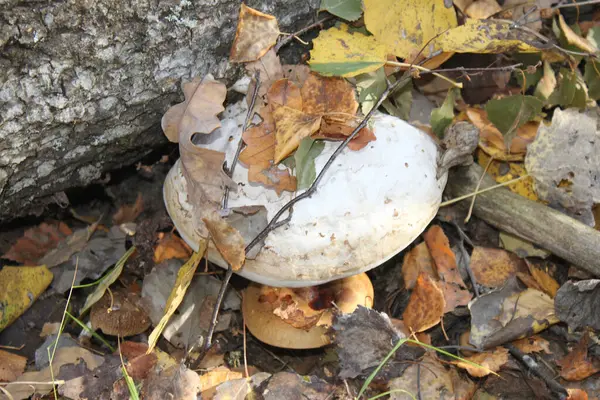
0, 0, 319, 221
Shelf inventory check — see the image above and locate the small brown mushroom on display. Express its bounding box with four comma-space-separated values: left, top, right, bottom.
90, 289, 151, 337
242, 273, 374, 349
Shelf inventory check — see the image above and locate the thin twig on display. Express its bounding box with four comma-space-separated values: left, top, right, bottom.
274, 16, 333, 53
553, 0, 600, 8
242, 292, 249, 378
439, 175, 528, 207
465, 156, 494, 224
428, 63, 523, 75
245, 77, 409, 254
385, 61, 463, 88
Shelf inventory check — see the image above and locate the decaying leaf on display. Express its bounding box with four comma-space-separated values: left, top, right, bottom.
0, 265, 53, 332
153, 232, 193, 264
464, 0, 501, 19
364, 0, 457, 60
526, 261, 559, 298
38, 220, 100, 268
555, 279, 600, 331
402, 273, 446, 332
272, 105, 322, 163
0, 349, 26, 382
511, 335, 551, 354
485, 94, 543, 148
2, 221, 72, 265
402, 242, 437, 290
477, 150, 538, 201
455, 346, 509, 377
470, 246, 527, 288
309, 23, 387, 77
525, 108, 600, 226
558, 14, 599, 54
161, 76, 227, 142
246, 49, 284, 100
267, 78, 303, 110
142, 363, 201, 400
199, 366, 244, 399
500, 232, 551, 259
557, 333, 600, 381
301, 73, 359, 130
423, 225, 466, 288
248, 164, 297, 194
230, 4, 280, 63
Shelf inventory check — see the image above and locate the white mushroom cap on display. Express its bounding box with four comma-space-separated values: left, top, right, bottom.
164, 101, 446, 287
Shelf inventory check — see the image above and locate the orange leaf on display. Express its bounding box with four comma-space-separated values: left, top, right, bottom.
402, 273, 445, 332
557, 333, 600, 381
402, 242, 437, 290
272, 106, 322, 163
511, 336, 551, 354
239, 124, 275, 168
113, 193, 144, 225
248, 164, 297, 195
0, 349, 26, 382
516, 271, 545, 292
161, 77, 226, 142
267, 79, 303, 110
526, 260, 560, 298
348, 127, 377, 151
230, 4, 280, 63
438, 281, 472, 313
203, 211, 246, 271
423, 225, 466, 288
2, 221, 72, 265
466, 107, 538, 161
470, 247, 527, 288
567, 389, 589, 400
455, 347, 509, 377
153, 232, 193, 264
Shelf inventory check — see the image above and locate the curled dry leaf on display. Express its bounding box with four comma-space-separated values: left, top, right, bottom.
153, 232, 193, 264
267, 78, 303, 110
526, 260, 559, 298
272, 106, 322, 163
245, 49, 284, 101
511, 335, 551, 354
2, 221, 72, 265
557, 333, 600, 381
0, 349, 26, 382
402, 273, 446, 332
558, 14, 599, 54
402, 242, 437, 290
230, 4, 280, 63
470, 246, 527, 288
455, 346, 509, 377
423, 225, 466, 288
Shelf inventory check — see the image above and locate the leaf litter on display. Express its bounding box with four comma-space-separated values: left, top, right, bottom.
4, 2, 600, 399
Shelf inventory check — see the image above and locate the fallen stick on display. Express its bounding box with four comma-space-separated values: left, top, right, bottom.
445, 163, 600, 276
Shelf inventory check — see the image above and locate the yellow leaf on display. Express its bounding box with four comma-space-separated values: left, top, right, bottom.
363, 0, 458, 59
465, 0, 502, 19
0, 266, 53, 332
272, 106, 322, 163
147, 242, 207, 354
309, 23, 388, 77
477, 149, 539, 201
558, 14, 598, 54
434, 19, 543, 53
230, 4, 280, 63
455, 347, 508, 377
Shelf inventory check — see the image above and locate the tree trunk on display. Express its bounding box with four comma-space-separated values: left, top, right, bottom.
0, 0, 319, 220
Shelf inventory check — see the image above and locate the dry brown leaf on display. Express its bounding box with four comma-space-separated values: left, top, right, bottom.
455, 346, 509, 377
161, 76, 227, 142
558, 14, 598, 54
511, 336, 552, 354
526, 261, 560, 298
272, 105, 322, 163
153, 232, 193, 264
0, 349, 26, 382
282, 64, 311, 87
402, 273, 446, 332
311, 126, 377, 151
239, 124, 275, 169
402, 242, 437, 290
567, 388, 589, 400
267, 79, 303, 110
113, 193, 144, 225
199, 366, 245, 399
127, 352, 158, 380
2, 221, 72, 265
466, 107, 538, 161
470, 247, 527, 288
465, 0, 501, 19
248, 164, 297, 195
516, 271, 545, 292
438, 281, 473, 313
423, 225, 466, 288
246, 49, 284, 101
230, 4, 280, 63
453, 0, 474, 12
557, 333, 600, 381
348, 127, 377, 151
203, 211, 246, 271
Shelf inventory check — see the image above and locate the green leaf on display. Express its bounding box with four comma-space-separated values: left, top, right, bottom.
584, 60, 600, 100
320, 0, 362, 21
295, 137, 325, 190
485, 95, 543, 147
552, 18, 584, 65
513, 53, 543, 90
382, 80, 413, 121
430, 88, 458, 138
587, 26, 600, 50
356, 68, 388, 114
548, 68, 588, 108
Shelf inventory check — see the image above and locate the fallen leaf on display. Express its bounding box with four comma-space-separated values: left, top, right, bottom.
485, 94, 543, 148
356, 68, 388, 114
402, 242, 437, 290
259, 372, 335, 400
320, 0, 362, 21
499, 232, 550, 259
161, 76, 227, 142
511, 336, 551, 354
547, 68, 589, 109
2, 221, 72, 265
557, 333, 600, 381
246, 49, 284, 100
142, 363, 200, 400
79, 246, 136, 316
455, 346, 509, 377
465, 0, 501, 19
402, 273, 446, 332
430, 88, 458, 138
0, 349, 26, 382
534, 61, 557, 101
146, 244, 207, 353
293, 137, 325, 190
347, 126, 377, 151
470, 246, 527, 288
466, 107, 538, 161
558, 13, 598, 54
309, 23, 388, 77
0, 265, 53, 332
498, 288, 558, 325
567, 389, 589, 400
214, 372, 270, 400
423, 225, 466, 288
526, 260, 559, 298
438, 281, 472, 313
38, 220, 100, 268
364, 0, 457, 60
477, 150, 539, 201
272, 105, 322, 163
153, 232, 193, 263
112, 193, 144, 225
555, 279, 600, 331
381, 79, 413, 121
126, 352, 157, 381
433, 19, 545, 54
40, 322, 61, 337
199, 366, 244, 399
230, 4, 280, 63
248, 164, 297, 194
203, 212, 246, 271
584, 60, 600, 100
267, 78, 303, 110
